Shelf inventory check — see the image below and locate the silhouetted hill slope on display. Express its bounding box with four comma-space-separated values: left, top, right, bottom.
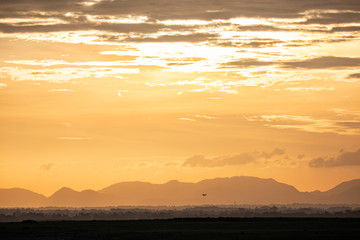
1, 177, 360, 207
48, 187, 113, 207
320, 179, 360, 204
325, 179, 360, 196
98, 176, 314, 205
0, 188, 46, 207
195, 177, 307, 204
99, 180, 196, 205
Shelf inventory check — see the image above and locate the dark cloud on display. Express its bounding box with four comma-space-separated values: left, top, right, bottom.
223, 58, 275, 68
90, 0, 360, 20
309, 149, 360, 168
240, 40, 282, 48
125, 33, 219, 43
182, 148, 285, 167
330, 26, 360, 32
0, 22, 174, 34
235, 25, 324, 33
0, 0, 359, 38
223, 56, 360, 69
0, 23, 89, 33
0, 0, 84, 13
348, 73, 360, 79
282, 56, 360, 69
282, 37, 356, 48
1, 0, 360, 21
237, 25, 286, 32
302, 12, 360, 25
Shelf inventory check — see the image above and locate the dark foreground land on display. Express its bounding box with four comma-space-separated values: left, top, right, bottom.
1, 218, 360, 240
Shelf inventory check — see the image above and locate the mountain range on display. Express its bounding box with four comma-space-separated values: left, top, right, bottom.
1, 176, 360, 207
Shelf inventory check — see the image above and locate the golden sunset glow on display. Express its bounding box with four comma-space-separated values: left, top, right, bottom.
1, 0, 360, 197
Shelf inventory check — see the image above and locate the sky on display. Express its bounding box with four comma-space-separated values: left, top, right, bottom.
1, 0, 360, 196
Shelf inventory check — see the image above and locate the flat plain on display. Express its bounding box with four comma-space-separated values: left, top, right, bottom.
1, 218, 360, 240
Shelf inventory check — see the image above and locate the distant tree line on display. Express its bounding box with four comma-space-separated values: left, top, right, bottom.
1, 205, 360, 222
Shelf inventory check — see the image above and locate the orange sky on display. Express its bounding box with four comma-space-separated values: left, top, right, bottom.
1, 0, 360, 196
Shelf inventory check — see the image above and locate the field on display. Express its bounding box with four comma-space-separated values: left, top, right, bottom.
1, 218, 360, 240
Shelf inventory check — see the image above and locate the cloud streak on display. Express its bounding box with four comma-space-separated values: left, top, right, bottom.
245, 114, 360, 135
182, 148, 285, 167
282, 57, 360, 69
309, 149, 360, 168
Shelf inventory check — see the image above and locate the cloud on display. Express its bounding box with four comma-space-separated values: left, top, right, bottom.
283, 87, 335, 92
297, 154, 305, 159
182, 148, 285, 167
195, 115, 216, 119
223, 59, 275, 68
282, 56, 360, 69
0, 0, 84, 13
0, 66, 139, 82
85, 0, 360, 20
1, 1, 359, 32
330, 26, 360, 32
223, 56, 360, 69
259, 148, 285, 159
182, 154, 255, 167
239, 40, 283, 48
336, 122, 360, 129
48, 89, 74, 92
0, 1, 359, 53
40, 163, 54, 171
330, 108, 360, 117
309, 149, 360, 168
223, 56, 360, 70
245, 114, 360, 135
236, 25, 286, 32
348, 73, 360, 79
179, 118, 195, 121
125, 33, 219, 43
302, 12, 360, 25
0, 22, 171, 34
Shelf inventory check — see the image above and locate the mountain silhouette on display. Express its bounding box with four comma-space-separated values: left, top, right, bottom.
0, 188, 47, 207
47, 187, 114, 207
319, 179, 360, 204
1, 176, 360, 207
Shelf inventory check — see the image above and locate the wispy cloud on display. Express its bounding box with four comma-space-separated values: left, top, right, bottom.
182, 148, 285, 167
282, 56, 360, 69
48, 89, 74, 92
309, 149, 360, 168
195, 115, 216, 119
40, 163, 54, 171
245, 114, 360, 135
0, 67, 138, 82
283, 87, 335, 92
179, 118, 195, 122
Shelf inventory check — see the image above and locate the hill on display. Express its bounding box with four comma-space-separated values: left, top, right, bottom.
0, 188, 47, 207
1, 176, 360, 207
